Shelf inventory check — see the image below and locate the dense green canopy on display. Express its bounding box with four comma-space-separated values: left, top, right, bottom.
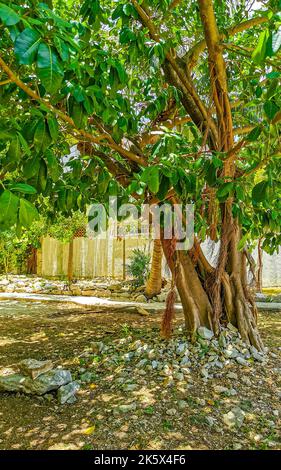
0, 0, 280, 253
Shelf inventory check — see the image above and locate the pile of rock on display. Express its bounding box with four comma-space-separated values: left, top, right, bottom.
82, 324, 268, 387
1, 276, 281, 306
0, 275, 171, 302
0, 359, 79, 404
0, 276, 118, 297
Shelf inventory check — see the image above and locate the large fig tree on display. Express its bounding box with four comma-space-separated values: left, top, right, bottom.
0, 0, 280, 349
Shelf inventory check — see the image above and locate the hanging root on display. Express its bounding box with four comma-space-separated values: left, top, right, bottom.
207, 188, 218, 241
161, 236, 178, 339
189, 238, 201, 265
161, 289, 177, 338
210, 214, 234, 323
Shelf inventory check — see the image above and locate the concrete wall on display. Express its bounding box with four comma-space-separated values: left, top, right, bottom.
201, 239, 281, 288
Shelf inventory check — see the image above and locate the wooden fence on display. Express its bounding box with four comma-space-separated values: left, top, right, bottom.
37, 236, 281, 287
37, 235, 152, 279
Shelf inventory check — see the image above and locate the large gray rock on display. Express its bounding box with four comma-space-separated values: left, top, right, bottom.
198, 327, 214, 340
223, 407, 245, 428
57, 381, 80, 404
236, 356, 249, 366
157, 292, 167, 303
19, 359, 53, 379
134, 294, 147, 303
0, 369, 72, 395
118, 403, 137, 413
255, 293, 269, 302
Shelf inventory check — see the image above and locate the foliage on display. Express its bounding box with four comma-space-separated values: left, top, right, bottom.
127, 249, 150, 286
0, 230, 19, 275
0, 210, 87, 274
0, 0, 279, 254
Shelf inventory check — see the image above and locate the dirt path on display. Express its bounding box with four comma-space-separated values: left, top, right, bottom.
0, 299, 280, 450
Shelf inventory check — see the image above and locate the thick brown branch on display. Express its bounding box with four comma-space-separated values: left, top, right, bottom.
77, 143, 132, 187
169, 0, 182, 10
0, 79, 11, 86
131, 0, 219, 148
185, 15, 268, 70
241, 147, 281, 178
198, 0, 234, 158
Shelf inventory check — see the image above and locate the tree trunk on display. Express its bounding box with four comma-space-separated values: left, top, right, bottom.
26, 246, 37, 274
161, 237, 213, 339
161, 224, 264, 350
145, 238, 163, 297
224, 225, 263, 350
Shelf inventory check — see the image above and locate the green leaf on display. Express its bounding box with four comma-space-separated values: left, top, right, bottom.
19, 199, 38, 228
38, 158, 48, 192
119, 27, 136, 44
235, 185, 245, 202
115, 62, 127, 84
66, 189, 75, 211
37, 43, 64, 93
14, 28, 41, 65
54, 37, 69, 62
237, 234, 248, 251
17, 132, 31, 156
98, 171, 110, 194
246, 126, 262, 142
23, 155, 40, 179
264, 101, 279, 121
45, 149, 61, 182
47, 116, 59, 141
123, 4, 135, 17
205, 162, 217, 186
0, 190, 19, 229
252, 180, 268, 204
252, 30, 268, 64
266, 71, 280, 79
71, 102, 86, 128
7, 135, 21, 162
255, 86, 262, 98
157, 175, 170, 200
112, 4, 124, 20
217, 182, 234, 199
148, 167, 160, 194
34, 119, 51, 152
0, 128, 14, 140
10, 183, 37, 194
57, 189, 66, 212
73, 85, 86, 103
0, 3, 20, 26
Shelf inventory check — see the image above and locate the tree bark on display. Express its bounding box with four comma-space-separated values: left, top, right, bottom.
161, 236, 213, 339
161, 225, 264, 350
145, 238, 163, 297
224, 225, 263, 350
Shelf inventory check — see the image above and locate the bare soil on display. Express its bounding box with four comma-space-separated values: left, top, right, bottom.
0, 300, 280, 450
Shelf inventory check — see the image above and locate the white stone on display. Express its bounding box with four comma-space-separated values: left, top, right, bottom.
198, 327, 214, 340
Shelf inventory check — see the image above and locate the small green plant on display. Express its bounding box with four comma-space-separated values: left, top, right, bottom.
127, 249, 150, 287
121, 323, 131, 336
82, 444, 94, 450
163, 420, 173, 431
144, 406, 155, 415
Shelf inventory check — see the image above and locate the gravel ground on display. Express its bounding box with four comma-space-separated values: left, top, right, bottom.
0, 299, 280, 450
